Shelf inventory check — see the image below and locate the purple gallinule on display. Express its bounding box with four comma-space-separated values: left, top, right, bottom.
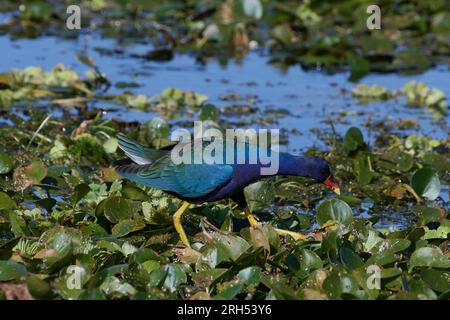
115, 134, 340, 246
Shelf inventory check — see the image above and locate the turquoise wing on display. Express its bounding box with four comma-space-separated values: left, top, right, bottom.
116, 156, 233, 198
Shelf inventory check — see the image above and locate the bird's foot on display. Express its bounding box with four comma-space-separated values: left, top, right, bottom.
244, 208, 308, 241
273, 227, 309, 241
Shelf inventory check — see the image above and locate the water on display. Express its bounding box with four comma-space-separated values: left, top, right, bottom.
1, 35, 448, 148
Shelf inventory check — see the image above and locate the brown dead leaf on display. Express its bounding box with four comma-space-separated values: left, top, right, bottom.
71, 120, 93, 138
0, 283, 33, 300
173, 247, 201, 264
383, 184, 406, 199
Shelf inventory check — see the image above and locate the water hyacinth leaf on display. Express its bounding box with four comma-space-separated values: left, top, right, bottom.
111, 219, 145, 237
104, 196, 132, 223
412, 206, 443, 225
242, 0, 263, 19
26, 275, 52, 299
22, 1, 52, 20
366, 251, 398, 267
203, 24, 221, 41
199, 104, 219, 121
394, 51, 431, 73
124, 263, 150, 289
321, 228, 340, 260
0, 151, 12, 174
323, 272, 359, 299
422, 224, 450, 240
351, 84, 389, 100
348, 55, 370, 82
353, 154, 374, 185
9, 211, 28, 237
192, 268, 228, 289
78, 289, 106, 300
162, 264, 187, 292
344, 127, 364, 152
71, 183, 91, 203
244, 180, 273, 212
213, 233, 251, 262
420, 269, 450, 293
139, 117, 170, 149
411, 168, 441, 201
121, 184, 148, 201
340, 247, 364, 270
0, 260, 27, 281
409, 247, 450, 271
317, 199, 353, 226
216, 282, 243, 300
380, 268, 402, 279
52, 232, 72, 256
295, 249, 323, 275
378, 148, 413, 172
0, 191, 15, 210
13, 161, 47, 190
237, 266, 261, 287
100, 275, 136, 298
384, 239, 411, 254
142, 260, 160, 274
103, 137, 118, 154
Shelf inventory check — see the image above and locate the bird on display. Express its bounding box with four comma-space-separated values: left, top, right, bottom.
115, 133, 340, 247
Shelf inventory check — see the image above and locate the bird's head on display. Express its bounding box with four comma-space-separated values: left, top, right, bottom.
295, 156, 340, 195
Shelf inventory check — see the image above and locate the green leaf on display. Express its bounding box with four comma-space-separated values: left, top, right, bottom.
380, 268, 402, 279
162, 264, 187, 292
9, 211, 28, 237
412, 206, 442, 225
378, 148, 413, 172
213, 234, 251, 262
411, 167, 441, 201
409, 247, 450, 271
26, 274, 52, 299
344, 127, 364, 152
199, 104, 219, 121
353, 154, 374, 185
104, 196, 132, 223
0, 192, 15, 210
340, 247, 364, 270
237, 266, 261, 287
295, 248, 323, 276
242, 0, 263, 20
103, 137, 118, 154
121, 185, 148, 201
0, 151, 12, 174
0, 260, 27, 281
323, 272, 359, 299
26, 161, 47, 184
348, 55, 370, 82
112, 219, 145, 237
244, 180, 273, 212
420, 269, 450, 293
317, 199, 353, 226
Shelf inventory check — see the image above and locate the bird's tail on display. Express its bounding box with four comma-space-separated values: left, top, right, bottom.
117, 134, 168, 165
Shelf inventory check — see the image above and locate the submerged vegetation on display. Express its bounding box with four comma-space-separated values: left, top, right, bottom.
0, 0, 449, 300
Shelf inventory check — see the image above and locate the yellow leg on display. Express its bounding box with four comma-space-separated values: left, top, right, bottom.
173, 201, 191, 247
244, 208, 308, 241
244, 208, 260, 228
